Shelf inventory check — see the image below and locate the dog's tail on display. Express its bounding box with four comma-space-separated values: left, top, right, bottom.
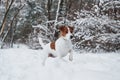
38, 37, 45, 48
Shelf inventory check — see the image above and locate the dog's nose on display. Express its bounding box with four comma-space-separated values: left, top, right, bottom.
70, 35, 73, 39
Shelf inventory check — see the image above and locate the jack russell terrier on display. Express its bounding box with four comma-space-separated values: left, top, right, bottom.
39, 26, 74, 65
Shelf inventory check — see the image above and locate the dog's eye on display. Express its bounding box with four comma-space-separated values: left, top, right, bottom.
66, 31, 68, 33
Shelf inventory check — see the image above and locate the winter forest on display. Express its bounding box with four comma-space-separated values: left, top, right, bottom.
0, 0, 120, 52
0, 0, 120, 80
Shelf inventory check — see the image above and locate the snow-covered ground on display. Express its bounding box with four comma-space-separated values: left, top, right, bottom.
0, 45, 120, 80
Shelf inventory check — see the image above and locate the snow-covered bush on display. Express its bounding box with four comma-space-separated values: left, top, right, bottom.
101, 0, 120, 19
72, 11, 120, 52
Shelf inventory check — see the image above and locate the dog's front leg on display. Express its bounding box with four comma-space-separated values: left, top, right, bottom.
42, 56, 47, 66
41, 51, 48, 66
69, 50, 73, 61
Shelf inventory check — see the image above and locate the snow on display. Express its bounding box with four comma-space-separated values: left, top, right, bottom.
0, 46, 120, 80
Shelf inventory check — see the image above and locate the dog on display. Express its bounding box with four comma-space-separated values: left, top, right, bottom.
39, 26, 74, 65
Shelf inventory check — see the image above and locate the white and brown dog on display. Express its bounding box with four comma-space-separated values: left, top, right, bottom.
39, 26, 74, 65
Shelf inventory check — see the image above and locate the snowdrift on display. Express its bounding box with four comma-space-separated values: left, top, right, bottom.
0, 47, 120, 80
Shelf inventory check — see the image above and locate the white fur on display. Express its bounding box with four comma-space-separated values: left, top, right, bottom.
39, 27, 73, 65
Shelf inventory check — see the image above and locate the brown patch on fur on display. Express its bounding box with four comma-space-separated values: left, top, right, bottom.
48, 53, 56, 58
59, 26, 68, 37
50, 42, 55, 50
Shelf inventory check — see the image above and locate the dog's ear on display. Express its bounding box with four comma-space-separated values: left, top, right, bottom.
59, 26, 65, 31
68, 26, 74, 33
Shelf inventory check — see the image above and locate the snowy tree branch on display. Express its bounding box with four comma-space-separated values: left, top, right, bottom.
54, 0, 61, 28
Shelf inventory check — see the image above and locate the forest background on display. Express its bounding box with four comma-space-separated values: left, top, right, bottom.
0, 0, 120, 52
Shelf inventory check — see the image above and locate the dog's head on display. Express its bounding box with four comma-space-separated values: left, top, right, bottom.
59, 26, 74, 40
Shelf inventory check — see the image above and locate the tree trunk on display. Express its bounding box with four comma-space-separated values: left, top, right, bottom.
10, 5, 25, 48
0, 4, 25, 48
0, 0, 14, 36
47, 0, 52, 20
